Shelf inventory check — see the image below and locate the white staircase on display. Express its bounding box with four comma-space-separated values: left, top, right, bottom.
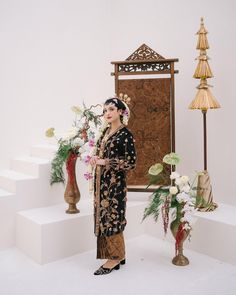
0, 145, 64, 251
0, 144, 236, 267
11, 156, 50, 177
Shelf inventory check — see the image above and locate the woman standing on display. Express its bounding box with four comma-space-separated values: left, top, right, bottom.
90, 96, 136, 275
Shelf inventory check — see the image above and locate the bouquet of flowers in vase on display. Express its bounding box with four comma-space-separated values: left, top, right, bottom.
143, 152, 202, 265
46, 103, 102, 185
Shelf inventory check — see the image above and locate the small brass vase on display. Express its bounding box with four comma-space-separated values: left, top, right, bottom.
170, 204, 190, 266
64, 151, 80, 214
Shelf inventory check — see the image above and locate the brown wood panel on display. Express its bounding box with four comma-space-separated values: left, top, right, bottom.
118, 78, 171, 187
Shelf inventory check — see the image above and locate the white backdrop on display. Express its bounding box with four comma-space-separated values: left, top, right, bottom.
1, 0, 236, 205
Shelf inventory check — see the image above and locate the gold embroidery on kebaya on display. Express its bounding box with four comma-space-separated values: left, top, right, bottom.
94, 126, 136, 237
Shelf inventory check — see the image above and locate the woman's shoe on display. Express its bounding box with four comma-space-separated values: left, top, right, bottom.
120, 259, 126, 265
94, 263, 120, 275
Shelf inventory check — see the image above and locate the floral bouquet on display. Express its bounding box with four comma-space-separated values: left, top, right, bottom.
143, 152, 202, 265
46, 103, 102, 185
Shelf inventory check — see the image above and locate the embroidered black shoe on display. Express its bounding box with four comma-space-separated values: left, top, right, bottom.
93, 263, 120, 275
120, 259, 126, 265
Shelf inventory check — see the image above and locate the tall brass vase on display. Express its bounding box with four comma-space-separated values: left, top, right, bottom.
170, 204, 189, 266
64, 151, 80, 214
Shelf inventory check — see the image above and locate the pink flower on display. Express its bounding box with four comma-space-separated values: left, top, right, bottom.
83, 155, 91, 165
84, 172, 93, 180
88, 139, 95, 147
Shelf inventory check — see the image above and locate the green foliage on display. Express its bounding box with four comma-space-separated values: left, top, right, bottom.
195, 193, 207, 208
83, 109, 101, 127
148, 163, 163, 176
50, 142, 72, 185
143, 187, 169, 222
163, 153, 181, 165
170, 195, 179, 208
82, 102, 101, 128
146, 174, 163, 188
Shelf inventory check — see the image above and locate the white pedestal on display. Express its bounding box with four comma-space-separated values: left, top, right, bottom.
16, 199, 146, 264
144, 203, 236, 265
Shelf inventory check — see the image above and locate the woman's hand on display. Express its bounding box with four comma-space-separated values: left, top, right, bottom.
96, 158, 106, 166
89, 156, 106, 167
90, 156, 99, 167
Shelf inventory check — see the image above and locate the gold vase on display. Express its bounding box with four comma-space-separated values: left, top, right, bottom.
64, 151, 80, 214
170, 204, 190, 266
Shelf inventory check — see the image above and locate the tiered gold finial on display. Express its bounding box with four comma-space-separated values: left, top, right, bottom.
196, 17, 209, 50
189, 17, 221, 111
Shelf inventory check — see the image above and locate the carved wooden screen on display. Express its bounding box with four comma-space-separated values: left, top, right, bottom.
111, 44, 178, 191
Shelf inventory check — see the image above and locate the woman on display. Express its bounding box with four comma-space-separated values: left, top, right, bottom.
90, 96, 136, 275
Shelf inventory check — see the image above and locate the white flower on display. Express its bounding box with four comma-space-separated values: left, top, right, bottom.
63, 127, 78, 140
122, 109, 130, 126
182, 213, 193, 223
78, 145, 86, 154
170, 171, 180, 180
175, 177, 183, 186
182, 204, 195, 213
181, 175, 189, 184
71, 137, 84, 147
176, 192, 191, 203
181, 184, 190, 193
99, 119, 108, 132
75, 121, 84, 130
183, 223, 191, 230
169, 186, 178, 195
82, 142, 93, 153
190, 196, 196, 204
71, 106, 83, 115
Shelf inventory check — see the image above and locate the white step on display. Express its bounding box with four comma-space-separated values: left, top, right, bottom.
0, 171, 64, 250
144, 202, 236, 265
194, 203, 236, 226
0, 190, 16, 250
11, 156, 50, 177
0, 188, 13, 197
127, 191, 150, 201
189, 203, 236, 265
16, 198, 146, 264
30, 144, 57, 160
0, 170, 36, 193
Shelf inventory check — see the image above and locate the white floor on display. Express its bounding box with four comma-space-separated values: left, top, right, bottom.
0, 234, 235, 295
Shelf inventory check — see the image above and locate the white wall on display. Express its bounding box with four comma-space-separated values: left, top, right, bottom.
0, 0, 113, 167
1, 0, 236, 205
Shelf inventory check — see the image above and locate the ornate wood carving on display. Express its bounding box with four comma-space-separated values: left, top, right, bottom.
118, 62, 171, 74
111, 44, 178, 191
126, 43, 165, 61
118, 79, 171, 186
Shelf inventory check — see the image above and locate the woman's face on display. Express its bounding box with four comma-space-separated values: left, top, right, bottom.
103, 103, 122, 124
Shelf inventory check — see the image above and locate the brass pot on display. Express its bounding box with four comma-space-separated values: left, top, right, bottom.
64, 151, 80, 214
170, 204, 189, 266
